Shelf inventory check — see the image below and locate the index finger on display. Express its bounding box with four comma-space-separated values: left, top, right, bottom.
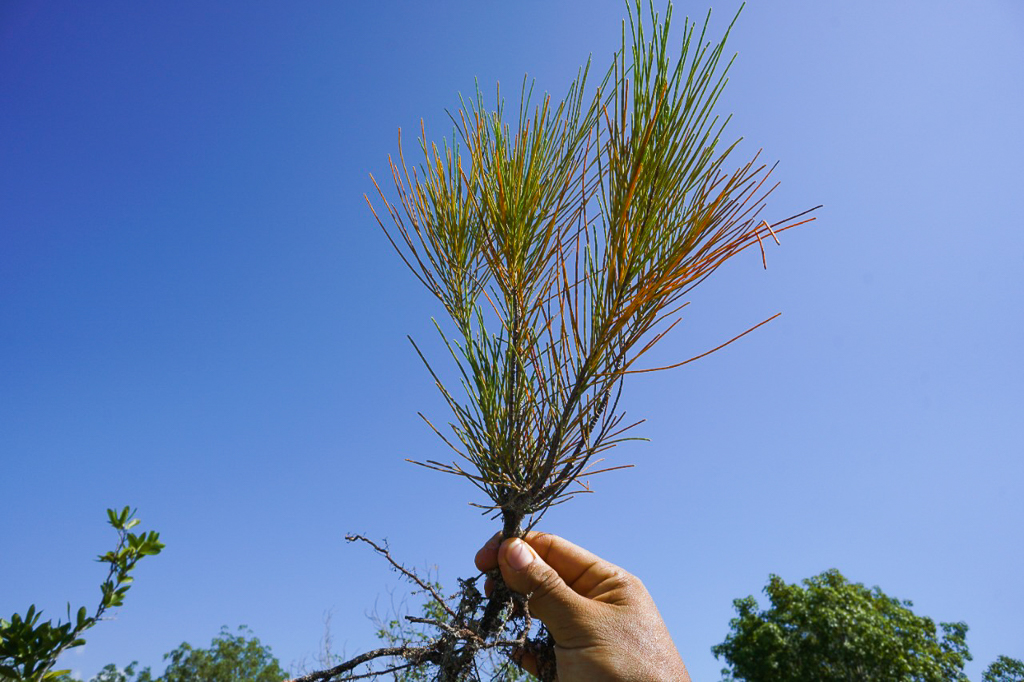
474, 532, 503, 572
475, 531, 627, 600
524, 532, 626, 600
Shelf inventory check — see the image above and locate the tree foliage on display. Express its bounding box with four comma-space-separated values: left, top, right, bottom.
712, 569, 972, 681
984, 656, 1024, 682
66, 626, 285, 682
0, 508, 163, 682
155, 626, 286, 682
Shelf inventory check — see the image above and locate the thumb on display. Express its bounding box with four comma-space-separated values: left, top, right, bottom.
498, 537, 590, 642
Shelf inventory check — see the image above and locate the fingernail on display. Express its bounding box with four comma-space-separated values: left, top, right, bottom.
506, 539, 535, 571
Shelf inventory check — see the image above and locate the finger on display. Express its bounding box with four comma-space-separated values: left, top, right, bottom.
523, 532, 628, 601
474, 532, 502, 572
498, 538, 591, 642
511, 648, 538, 678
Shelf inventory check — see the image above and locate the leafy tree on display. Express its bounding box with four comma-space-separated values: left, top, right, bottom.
69, 662, 147, 682
712, 569, 972, 681
984, 656, 1024, 682
0, 508, 163, 682
71, 626, 285, 682
156, 626, 285, 682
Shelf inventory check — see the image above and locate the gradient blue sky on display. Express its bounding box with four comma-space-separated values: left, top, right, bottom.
2, 2, 1022, 680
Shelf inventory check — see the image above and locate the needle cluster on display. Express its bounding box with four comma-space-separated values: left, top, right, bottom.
368, 1, 816, 539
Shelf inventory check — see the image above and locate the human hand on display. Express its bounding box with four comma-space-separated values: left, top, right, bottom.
475, 532, 690, 682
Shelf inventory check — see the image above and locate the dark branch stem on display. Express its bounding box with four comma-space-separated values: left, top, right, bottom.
285, 646, 434, 682
344, 535, 456, 620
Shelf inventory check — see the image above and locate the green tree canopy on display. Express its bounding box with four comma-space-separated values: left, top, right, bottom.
157, 626, 284, 682
984, 656, 1024, 682
712, 568, 972, 681
71, 626, 285, 682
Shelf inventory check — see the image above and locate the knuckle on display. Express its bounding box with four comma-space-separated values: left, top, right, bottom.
625, 572, 645, 592
528, 568, 563, 605
604, 565, 634, 588
605, 566, 647, 598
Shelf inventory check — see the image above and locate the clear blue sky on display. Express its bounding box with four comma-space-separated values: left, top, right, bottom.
2, 1, 1022, 680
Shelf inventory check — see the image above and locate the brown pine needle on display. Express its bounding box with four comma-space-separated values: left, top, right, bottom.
624, 313, 783, 374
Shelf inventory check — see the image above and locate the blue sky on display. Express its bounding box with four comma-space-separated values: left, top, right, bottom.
2, 1, 1022, 680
